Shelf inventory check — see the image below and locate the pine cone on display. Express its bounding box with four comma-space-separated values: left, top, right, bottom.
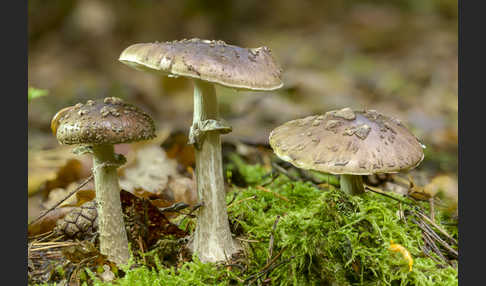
55, 201, 98, 239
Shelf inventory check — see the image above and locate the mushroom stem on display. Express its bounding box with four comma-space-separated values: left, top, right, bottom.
92, 144, 130, 265
340, 174, 365, 195
191, 79, 239, 262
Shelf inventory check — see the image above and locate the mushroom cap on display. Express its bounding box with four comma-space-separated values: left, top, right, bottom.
269, 108, 425, 175
118, 38, 283, 91
51, 97, 156, 145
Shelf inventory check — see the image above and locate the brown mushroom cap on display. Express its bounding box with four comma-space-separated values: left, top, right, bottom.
118, 38, 283, 91
52, 97, 156, 145
269, 108, 425, 175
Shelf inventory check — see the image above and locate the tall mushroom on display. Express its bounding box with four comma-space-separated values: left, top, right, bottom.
119, 38, 283, 262
51, 97, 156, 265
269, 108, 425, 195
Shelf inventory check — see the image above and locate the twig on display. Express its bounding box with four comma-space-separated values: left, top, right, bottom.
411, 216, 457, 258
429, 197, 435, 222
421, 229, 449, 264
28, 174, 94, 227
30, 242, 78, 252
261, 172, 278, 187
259, 247, 286, 276
272, 162, 321, 189
421, 243, 442, 264
236, 237, 261, 243
255, 186, 289, 202
138, 235, 147, 265
228, 196, 257, 209
271, 162, 299, 182
415, 211, 457, 245
224, 263, 246, 272
244, 252, 292, 285
414, 213, 458, 257
364, 185, 415, 206
267, 216, 281, 265
227, 191, 239, 206
421, 220, 458, 257
28, 231, 54, 242
176, 202, 203, 227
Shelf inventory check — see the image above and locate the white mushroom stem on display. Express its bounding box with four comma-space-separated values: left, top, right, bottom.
340, 174, 365, 195
92, 144, 130, 265
191, 79, 239, 263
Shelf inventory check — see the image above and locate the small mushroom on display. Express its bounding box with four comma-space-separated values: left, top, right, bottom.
119, 38, 283, 262
269, 108, 425, 195
51, 97, 156, 265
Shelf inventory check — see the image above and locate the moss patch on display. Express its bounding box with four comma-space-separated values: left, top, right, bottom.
37, 154, 457, 286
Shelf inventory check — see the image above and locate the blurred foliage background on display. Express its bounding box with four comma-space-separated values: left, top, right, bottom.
28, 0, 457, 174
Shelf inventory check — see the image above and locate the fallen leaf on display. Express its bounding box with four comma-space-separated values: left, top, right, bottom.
28, 207, 75, 237
424, 174, 458, 213
161, 130, 195, 168
121, 190, 187, 248
119, 143, 197, 207
28, 147, 91, 196
62, 241, 106, 264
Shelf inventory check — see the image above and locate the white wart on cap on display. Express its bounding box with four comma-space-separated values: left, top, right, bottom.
119, 38, 283, 91
269, 108, 425, 176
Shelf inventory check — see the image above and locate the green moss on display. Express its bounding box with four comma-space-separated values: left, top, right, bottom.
37, 154, 457, 286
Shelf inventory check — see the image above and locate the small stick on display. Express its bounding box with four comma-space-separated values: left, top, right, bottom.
272, 162, 321, 189
415, 214, 458, 256
412, 216, 458, 258
176, 202, 203, 227
138, 235, 147, 265
416, 211, 457, 245
245, 252, 292, 285
421, 244, 442, 264
236, 237, 261, 243
31, 241, 71, 246
265, 216, 281, 280
422, 222, 458, 257
227, 191, 239, 206
429, 197, 435, 222
227, 196, 257, 209
29, 231, 56, 242
255, 186, 289, 202
271, 163, 299, 182
365, 185, 415, 206
267, 216, 281, 264
261, 172, 278, 187
30, 242, 78, 252
421, 230, 449, 264
28, 174, 94, 227
260, 247, 286, 274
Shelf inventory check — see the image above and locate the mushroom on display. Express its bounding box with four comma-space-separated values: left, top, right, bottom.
51, 97, 156, 265
119, 38, 283, 262
269, 108, 425, 195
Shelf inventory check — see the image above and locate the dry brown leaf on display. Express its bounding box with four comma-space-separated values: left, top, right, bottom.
119, 143, 197, 206
424, 174, 458, 213
74, 189, 96, 206
28, 207, 75, 237
121, 190, 187, 248
162, 130, 195, 168
28, 147, 91, 196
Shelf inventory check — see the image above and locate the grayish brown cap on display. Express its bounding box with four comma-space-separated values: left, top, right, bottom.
51, 97, 156, 145
118, 38, 283, 91
269, 108, 425, 175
